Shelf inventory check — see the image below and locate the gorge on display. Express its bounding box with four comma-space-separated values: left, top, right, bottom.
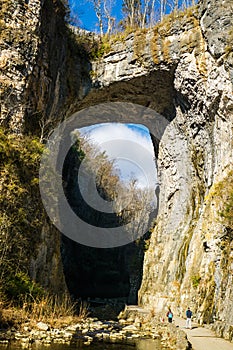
0, 0, 233, 344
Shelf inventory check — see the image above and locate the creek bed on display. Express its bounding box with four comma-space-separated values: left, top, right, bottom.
0, 338, 162, 350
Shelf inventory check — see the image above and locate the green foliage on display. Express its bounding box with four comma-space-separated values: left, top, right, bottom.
67, 2, 200, 62
71, 138, 85, 161
191, 275, 201, 288
205, 170, 233, 231
66, 26, 111, 60
4, 272, 44, 303
218, 171, 233, 230
91, 39, 112, 59
0, 128, 45, 300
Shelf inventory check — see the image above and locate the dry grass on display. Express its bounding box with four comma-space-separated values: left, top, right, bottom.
151, 28, 160, 64
149, 4, 199, 64
0, 295, 90, 329
225, 28, 233, 55
26, 294, 77, 320
134, 29, 147, 63
150, 308, 156, 318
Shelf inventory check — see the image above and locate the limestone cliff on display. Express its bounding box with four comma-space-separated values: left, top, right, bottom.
0, 0, 92, 296
78, 0, 233, 340
0, 0, 91, 135
0, 0, 74, 293
137, 1, 233, 341
1, 0, 233, 341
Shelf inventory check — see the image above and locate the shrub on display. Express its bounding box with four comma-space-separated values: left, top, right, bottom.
0, 128, 45, 301
191, 275, 201, 288
4, 272, 44, 304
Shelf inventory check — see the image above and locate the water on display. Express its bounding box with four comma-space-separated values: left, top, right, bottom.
0, 339, 162, 350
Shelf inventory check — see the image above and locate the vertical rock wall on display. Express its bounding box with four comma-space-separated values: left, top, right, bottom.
0, 0, 90, 293
0, 0, 69, 293
0, 0, 42, 132
0, 0, 91, 136
138, 0, 233, 340
84, 6, 232, 337
1, 0, 233, 334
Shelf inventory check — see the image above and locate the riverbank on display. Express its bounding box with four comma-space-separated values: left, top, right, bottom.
0, 307, 190, 350
2, 304, 233, 350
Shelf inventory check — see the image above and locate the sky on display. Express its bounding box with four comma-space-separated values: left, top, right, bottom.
68, 0, 124, 32
68, 0, 198, 32
78, 123, 158, 189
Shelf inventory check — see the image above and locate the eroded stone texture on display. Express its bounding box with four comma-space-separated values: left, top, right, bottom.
0, 0, 42, 132
0, 0, 91, 136
137, 2, 233, 339
80, 0, 232, 338
0, 0, 69, 293
1, 0, 233, 339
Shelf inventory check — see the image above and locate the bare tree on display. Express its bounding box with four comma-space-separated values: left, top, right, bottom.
180, 0, 197, 10
141, 0, 151, 28
92, 0, 104, 35
159, 0, 168, 20
103, 0, 115, 35
174, 0, 179, 10
148, 0, 158, 27
89, 0, 197, 33
122, 0, 141, 28
115, 178, 156, 242
89, 0, 115, 35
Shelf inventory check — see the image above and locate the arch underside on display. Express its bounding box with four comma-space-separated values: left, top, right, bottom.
68, 67, 187, 157
80, 69, 176, 120
61, 64, 192, 301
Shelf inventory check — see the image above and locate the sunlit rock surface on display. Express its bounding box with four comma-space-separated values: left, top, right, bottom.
1, 0, 233, 340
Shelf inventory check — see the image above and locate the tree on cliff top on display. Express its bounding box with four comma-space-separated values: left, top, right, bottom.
72, 0, 198, 34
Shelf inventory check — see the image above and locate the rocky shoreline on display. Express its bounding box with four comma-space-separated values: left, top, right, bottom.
0, 307, 191, 350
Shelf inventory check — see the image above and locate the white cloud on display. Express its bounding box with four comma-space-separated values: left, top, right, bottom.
79, 123, 158, 189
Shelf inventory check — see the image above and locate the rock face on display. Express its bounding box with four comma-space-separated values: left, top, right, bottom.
0, 0, 91, 136
1, 0, 233, 341
0, 0, 42, 132
0, 0, 74, 293
81, 0, 233, 340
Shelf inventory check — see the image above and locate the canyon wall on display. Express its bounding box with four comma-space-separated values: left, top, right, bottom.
80, 0, 233, 339
138, 2, 233, 340
0, 0, 77, 293
0, 0, 91, 135
1, 0, 233, 340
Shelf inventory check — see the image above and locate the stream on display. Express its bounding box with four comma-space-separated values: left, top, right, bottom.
0, 338, 162, 350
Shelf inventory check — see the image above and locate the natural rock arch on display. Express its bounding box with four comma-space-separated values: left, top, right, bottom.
63, 0, 233, 332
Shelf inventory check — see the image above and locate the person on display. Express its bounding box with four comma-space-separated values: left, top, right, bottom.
186, 307, 192, 329
166, 308, 173, 323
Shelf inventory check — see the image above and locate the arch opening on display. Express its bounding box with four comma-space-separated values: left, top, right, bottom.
60, 122, 158, 314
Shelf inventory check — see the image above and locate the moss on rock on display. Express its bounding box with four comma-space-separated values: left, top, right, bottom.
0, 127, 45, 301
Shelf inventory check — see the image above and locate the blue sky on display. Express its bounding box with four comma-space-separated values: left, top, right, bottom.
68, 0, 197, 32
78, 123, 157, 189
69, 0, 123, 31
